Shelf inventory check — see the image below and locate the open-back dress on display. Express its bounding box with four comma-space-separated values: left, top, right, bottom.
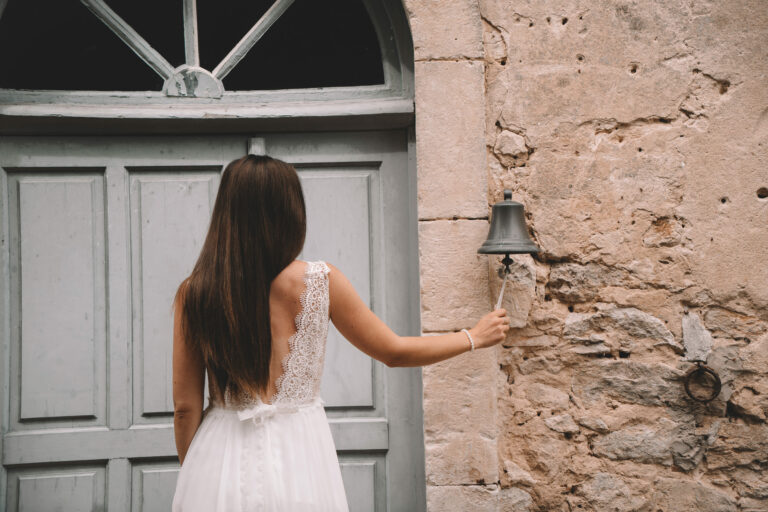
172, 261, 350, 511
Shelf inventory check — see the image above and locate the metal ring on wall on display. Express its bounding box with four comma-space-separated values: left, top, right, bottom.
683, 362, 722, 403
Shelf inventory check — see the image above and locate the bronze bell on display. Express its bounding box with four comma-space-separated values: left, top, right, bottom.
478, 189, 540, 258
479, 189, 540, 310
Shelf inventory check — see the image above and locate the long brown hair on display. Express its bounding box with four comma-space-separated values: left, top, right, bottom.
174, 154, 306, 402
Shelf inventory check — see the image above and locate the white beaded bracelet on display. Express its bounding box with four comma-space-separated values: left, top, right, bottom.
461, 329, 475, 352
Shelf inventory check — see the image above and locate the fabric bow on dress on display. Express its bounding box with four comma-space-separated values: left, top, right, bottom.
236, 396, 326, 426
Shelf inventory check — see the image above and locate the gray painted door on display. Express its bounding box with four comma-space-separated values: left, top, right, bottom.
0, 132, 425, 511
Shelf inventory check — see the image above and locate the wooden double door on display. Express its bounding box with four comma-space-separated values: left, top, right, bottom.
0, 132, 425, 511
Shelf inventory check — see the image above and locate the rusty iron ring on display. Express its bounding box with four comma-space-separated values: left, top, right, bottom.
683, 362, 722, 403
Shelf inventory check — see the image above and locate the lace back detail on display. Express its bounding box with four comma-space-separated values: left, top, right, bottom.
216, 260, 331, 409
271, 260, 330, 404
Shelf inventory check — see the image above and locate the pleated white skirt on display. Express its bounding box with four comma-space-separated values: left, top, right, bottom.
172, 397, 349, 512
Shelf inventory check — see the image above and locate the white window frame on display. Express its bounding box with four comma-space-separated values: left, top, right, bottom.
0, 0, 413, 126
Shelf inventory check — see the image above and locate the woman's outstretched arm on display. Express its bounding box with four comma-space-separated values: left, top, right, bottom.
172, 287, 205, 466
327, 262, 510, 367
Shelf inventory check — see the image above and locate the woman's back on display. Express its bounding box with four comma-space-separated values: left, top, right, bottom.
173, 259, 349, 511
206, 259, 314, 406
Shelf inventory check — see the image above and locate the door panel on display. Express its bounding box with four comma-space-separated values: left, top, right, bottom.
129, 170, 220, 421
0, 133, 425, 511
11, 172, 107, 423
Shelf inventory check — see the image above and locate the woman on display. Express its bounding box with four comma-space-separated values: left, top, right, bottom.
171, 155, 510, 511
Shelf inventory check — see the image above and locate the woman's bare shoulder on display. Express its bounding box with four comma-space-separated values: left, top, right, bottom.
324, 262, 356, 299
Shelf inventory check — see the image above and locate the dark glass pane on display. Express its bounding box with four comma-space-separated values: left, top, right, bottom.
0, 0, 163, 90
107, 0, 185, 68
196, 0, 272, 71
198, 0, 384, 90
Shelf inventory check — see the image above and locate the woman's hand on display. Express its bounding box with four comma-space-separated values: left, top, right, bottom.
468, 309, 510, 349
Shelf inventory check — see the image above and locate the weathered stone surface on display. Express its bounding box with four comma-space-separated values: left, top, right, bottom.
707, 423, 768, 471
422, 343, 497, 438
419, 220, 491, 331
502, 459, 537, 486
498, 487, 533, 511
726, 333, 768, 423
547, 262, 637, 303
727, 467, 768, 502
682, 311, 714, 362
739, 496, 768, 512
650, 478, 738, 512
642, 215, 685, 248
424, 432, 498, 486
505, 334, 557, 349
575, 415, 610, 434
412, 1, 768, 510
704, 307, 767, 342
524, 382, 570, 412
544, 413, 579, 434
404, 0, 483, 60
575, 472, 647, 512
739, 332, 768, 374
564, 303, 683, 356
493, 130, 532, 167
728, 381, 768, 423
516, 354, 564, 375
517, 428, 577, 480
426, 484, 502, 512
591, 417, 710, 471
422, 340, 498, 487
415, 61, 487, 219
571, 360, 686, 407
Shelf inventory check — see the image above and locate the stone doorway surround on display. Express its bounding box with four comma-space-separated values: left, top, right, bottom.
402, 1, 504, 509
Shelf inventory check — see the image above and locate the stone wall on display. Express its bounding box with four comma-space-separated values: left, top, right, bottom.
406, 1, 768, 510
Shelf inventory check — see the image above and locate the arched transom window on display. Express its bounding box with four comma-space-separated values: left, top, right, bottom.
0, 0, 411, 104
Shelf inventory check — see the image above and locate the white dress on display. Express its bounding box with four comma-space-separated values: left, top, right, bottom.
172, 261, 350, 511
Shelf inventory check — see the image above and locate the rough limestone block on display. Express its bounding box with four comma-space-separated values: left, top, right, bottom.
591, 416, 710, 471
418, 220, 491, 331
739, 332, 768, 374
425, 432, 498, 486
499, 487, 533, 511
682, 311, 714, 362
547, 262, 639, 304
703, 308, 766, 342
415, 61, 487, 219
501, 460, 537, 486
575, 473, 647, 512
404, 0, 483, 60
707, 423, 768, 470
575, 415, 610, 434
563, 303, 683, 356
544, 413, 580, 434
427, 485, 496, 512
571, 360, 686, 408
651, 478, 738, 512
493, 130, 531, 167
523, 382, 570, 412
422, 343, 497, 438
482, 0, 693, 141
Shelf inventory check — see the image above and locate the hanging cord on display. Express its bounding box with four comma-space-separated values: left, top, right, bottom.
495, 271, 508, 310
